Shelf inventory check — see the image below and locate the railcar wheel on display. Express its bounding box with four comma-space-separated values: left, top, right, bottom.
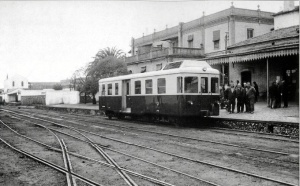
117, 114, 125, 120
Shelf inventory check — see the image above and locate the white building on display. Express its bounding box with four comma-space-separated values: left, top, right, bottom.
4, 74, 28, 93
273, 2, 299, 30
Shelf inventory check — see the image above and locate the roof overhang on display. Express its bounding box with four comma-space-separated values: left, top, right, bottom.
206, 44, 299, 65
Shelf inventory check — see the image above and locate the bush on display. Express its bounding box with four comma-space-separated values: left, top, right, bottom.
53, 84, 63, 90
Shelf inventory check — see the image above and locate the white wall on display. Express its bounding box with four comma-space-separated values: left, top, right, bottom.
234, 22, 274, 44
274, 11, 299, 30
21, 90, 44, 96
205, 23, 228, 53
4, 75, 28, 92
45, 91, 79, 105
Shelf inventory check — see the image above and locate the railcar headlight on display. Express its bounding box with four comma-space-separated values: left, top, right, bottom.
187, 101, 193, 105
202, 67, 207, 72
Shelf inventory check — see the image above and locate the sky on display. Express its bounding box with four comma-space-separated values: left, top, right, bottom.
0, 1, 298, 88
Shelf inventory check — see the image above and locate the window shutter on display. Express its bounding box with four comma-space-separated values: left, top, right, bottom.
213, 30, 220, 41
188, 35, 194, 41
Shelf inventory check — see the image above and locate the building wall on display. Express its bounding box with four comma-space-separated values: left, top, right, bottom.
182, 29, 203, 48
234, 22, 274, 44
45, 91, 80, 105
229, 61, 268, 97
205, 22, 228, 54
274, 11, 299, 30
4, 75, 28, 92
21, 95, 46, 105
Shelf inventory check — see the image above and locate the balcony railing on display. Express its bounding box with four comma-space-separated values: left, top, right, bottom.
125, 47, 204, 64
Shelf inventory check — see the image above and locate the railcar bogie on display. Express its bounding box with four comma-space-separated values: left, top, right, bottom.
99, 60, 220, 124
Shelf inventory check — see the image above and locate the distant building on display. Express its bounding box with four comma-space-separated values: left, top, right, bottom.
3, 74, 28, 93
126, 4, 274, 75
205, 2, 299, 101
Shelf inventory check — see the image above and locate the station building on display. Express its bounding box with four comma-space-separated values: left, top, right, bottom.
125, 1, 299, 102
126, 4, 274, 74
205, 3, 299, 101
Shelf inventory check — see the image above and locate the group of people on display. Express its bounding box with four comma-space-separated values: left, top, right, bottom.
220, 81, 259, 114
269, 79, 288, 109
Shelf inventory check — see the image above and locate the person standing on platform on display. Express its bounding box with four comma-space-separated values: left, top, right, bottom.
243, 82, 249, 112
246, 82, 256, 114
275, 79, 281, 108
281, 80, 288, 108
225, 83, 236, 114
253, 82, 259, 102
236, 84, 245, 113
269, 82, 277, 109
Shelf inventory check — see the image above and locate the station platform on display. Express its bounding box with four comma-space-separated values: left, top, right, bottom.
45, 102, 299, 123
213, 102, 299, 123
47, 103, 99, 110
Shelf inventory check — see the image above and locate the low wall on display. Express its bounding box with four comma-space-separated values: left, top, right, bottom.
36, 105, 103, 116
214, 119, 299, 138
21, 95, 46, 105
46, 91, 80, 105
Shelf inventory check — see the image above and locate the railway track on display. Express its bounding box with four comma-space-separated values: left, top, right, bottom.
3, 108, 297, 158
0, 119, 104, 186
3, 113, 218, 186
9, 106, 298, 140
0, 116, 182, 186
1, 109, 298, 186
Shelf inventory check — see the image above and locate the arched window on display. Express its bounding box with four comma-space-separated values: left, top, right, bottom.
12, 81, 15, 87
21, 81, 24, 87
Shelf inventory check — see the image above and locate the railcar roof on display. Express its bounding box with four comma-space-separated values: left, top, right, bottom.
99, 60, 219, 83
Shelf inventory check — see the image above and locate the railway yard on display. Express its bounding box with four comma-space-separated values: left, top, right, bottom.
0, 106, 299, 186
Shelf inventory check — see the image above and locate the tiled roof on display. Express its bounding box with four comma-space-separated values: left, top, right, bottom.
228, 25, 299, 49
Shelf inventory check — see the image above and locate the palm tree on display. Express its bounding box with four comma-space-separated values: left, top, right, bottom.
87, 47, 125, 75
95, 47, 124, 60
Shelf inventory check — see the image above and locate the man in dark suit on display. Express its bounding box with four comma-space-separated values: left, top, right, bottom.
225, 83, 236, 114
246, 82, 256, 114
236, 84, 245, 113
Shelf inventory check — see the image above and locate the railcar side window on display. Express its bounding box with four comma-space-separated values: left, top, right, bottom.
101, 84, 105, 95
145, 79, 152, 94
211, 77, 219, 93
135, 81, 141, 94
177, 77, 183, 93
108, 84, 112, 95
157, 78, 166, 94
115, 83, 119, 95
184, 77, 198, 93
201, 77, 208, 93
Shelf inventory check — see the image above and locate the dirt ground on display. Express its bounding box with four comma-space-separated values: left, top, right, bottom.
0, 107, 299, 186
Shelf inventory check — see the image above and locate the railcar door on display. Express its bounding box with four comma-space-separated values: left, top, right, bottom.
122, 80, 131, 112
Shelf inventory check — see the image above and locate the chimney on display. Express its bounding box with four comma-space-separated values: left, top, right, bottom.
283, 1, 295, 11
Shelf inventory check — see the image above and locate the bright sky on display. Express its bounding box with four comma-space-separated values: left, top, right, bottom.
0, 1, 297, 88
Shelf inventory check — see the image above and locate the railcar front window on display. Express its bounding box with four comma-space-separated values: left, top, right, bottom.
145, 79, 152, 94
184, 77, 198, 93
201, 77, 208, 93
163, 61, 182, 70
211, 77, 219, 93
135, 81, 141, 94
157, 78, 166, 94
101, 84, 105, 95
108, 84, 112, 95
115, 83, 119, 95
177, 77, 183, 93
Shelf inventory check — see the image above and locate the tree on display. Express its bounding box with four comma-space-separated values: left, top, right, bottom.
88, 56, 128, 79
53, 84, 63, 90
95, 47, 124, 59
72, 47, 127, 105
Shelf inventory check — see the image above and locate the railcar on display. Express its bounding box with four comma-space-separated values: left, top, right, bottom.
99, 60, 220, 123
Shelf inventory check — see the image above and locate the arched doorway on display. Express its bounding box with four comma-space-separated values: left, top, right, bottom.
241, 71, 251, 85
